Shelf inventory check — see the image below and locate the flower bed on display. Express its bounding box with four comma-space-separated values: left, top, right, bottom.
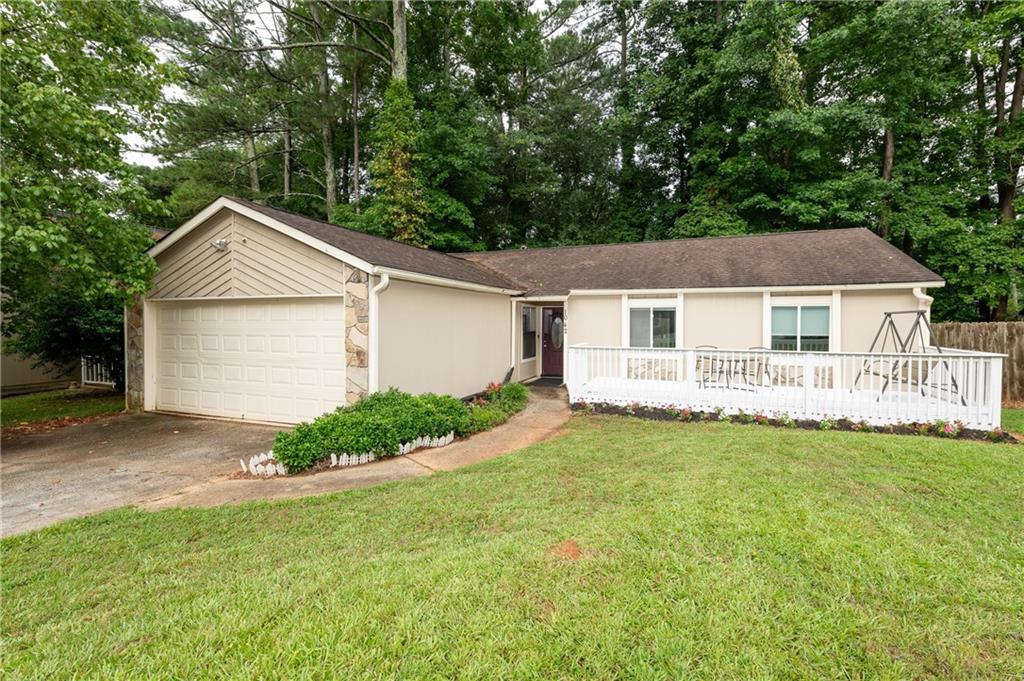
260, 383, 531, 475
571, 401, 1018, 444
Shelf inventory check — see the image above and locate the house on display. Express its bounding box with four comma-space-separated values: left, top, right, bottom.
1, 352, 75, 396
128, 196, 965, 426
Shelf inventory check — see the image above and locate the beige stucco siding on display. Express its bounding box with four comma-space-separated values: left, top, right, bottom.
566, 296, 621, 347
683, 293, 763, 348
840, 289, 923, 352
151, 210, 346, 299
378, 279, 511, 397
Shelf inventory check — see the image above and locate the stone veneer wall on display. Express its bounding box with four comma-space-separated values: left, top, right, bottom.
125, 301, 144, 411
344, 266, 369, 404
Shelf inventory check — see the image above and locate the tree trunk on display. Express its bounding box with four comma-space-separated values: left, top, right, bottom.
283, 128, 292, 197
391, 0, 407, 82
352, 41, 361, 213
311, 2, 336, 213
244, 135, 260, 194
878, 127, 894, 239
971, 50, 991, 209
618, 7, 634, 170
996, 60, 1022, 222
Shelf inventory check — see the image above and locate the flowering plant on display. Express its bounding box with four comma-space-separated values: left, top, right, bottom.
777, 412, 796, 428
819, 418, 837, 431
934, 420, 962, 438
753, 412, 770, 425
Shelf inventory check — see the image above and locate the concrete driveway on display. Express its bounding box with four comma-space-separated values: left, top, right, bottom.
1, 413, 278, 537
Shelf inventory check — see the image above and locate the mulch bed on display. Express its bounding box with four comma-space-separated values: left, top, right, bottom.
572, 402, 1018, 444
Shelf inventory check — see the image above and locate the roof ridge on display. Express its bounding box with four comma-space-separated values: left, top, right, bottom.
456, 229, 872, 259
454, 227, 872, 257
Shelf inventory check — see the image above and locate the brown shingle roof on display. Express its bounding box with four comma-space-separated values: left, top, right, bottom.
229, 197, 519, 290
227, 200, 942, 296
452, 228, 942, 296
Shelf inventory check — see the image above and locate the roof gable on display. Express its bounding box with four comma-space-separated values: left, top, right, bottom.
151, 197, 520, 291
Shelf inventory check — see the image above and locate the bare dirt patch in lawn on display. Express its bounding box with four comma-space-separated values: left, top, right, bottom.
549, 539, 583, 560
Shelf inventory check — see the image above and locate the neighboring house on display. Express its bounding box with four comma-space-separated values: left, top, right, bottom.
1, 351, 75, 396
124, 196, 963, 426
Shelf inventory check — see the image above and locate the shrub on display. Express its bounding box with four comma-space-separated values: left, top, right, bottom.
819, 418, 837, 431
420, 393, 472, 437
495, 382, 530, 412
272, 382, 533, 473
985, 427, 1007, 442
777, 412, 796, 428
466, 404, 507, 433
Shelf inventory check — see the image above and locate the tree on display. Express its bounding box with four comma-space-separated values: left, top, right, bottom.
1, 0, 166, 382
360, 80, 429, 246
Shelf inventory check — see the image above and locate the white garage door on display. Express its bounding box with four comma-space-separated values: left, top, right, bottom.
154, 298, 346, 424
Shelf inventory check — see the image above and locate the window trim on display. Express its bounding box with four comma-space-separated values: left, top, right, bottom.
520, 305, 538, 361
769, 296, 832, 352
627, 300, 678, 349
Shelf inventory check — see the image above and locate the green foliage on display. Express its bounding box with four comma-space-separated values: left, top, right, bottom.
2, 283, 126, 389
466, 404, 508, 434
273, 385, 529, 472
1, 0, 166, 372
1, 0, 164, 298
137, 0, 1019, 320
363, 81, 430, 247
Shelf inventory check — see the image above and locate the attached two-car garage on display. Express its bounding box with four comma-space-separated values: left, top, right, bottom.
153, 298, 346, 424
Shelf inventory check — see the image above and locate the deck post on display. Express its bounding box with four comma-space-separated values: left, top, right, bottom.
802, 353, 814, 418
989, 356, 1003, 429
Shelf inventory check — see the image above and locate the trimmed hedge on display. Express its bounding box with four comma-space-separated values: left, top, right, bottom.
273, 384, 530, 473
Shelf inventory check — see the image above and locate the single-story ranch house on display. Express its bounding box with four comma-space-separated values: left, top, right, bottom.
127, 196, 1003, 430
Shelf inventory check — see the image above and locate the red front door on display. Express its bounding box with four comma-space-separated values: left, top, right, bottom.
541, 307, 564, 376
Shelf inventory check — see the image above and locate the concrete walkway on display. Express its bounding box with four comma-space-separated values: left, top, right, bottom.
143, 386, 570, 510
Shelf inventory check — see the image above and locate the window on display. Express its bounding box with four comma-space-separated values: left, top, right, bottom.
771, 305, 829, 351
521, 307, 537, 360
629, 306, 676, 348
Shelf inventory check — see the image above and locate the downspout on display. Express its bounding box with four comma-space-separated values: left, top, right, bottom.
368, 272, 390, 393
509, 298, 517, 381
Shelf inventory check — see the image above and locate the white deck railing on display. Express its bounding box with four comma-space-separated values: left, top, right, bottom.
81, 358, 115, 387
567, 345, 1004, 430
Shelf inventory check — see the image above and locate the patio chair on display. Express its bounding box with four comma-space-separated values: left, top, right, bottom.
743, 346, 773, 388
695, 345, 726, 388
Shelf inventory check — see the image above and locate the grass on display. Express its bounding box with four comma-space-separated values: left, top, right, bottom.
3, 417, 1022, 679
1002, 407, 1024, 435
0, 388, 123, 428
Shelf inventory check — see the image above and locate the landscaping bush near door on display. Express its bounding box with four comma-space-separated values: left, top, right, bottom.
273, 384, 530, 473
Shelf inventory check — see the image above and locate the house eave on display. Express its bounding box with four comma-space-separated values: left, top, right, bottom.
567, 281, 945, 296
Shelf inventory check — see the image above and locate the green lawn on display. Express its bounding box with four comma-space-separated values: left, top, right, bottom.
1002, 407, 1024, 435
3, 418, 1022, 679
0, 388, 123, 428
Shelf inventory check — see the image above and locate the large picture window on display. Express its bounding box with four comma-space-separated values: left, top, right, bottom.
629, 306, 676, 348
771, 305, 829, 351
521, 307, 537, 360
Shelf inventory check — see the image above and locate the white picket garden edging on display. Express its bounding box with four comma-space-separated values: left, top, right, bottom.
566, 345, 1004, 430
242, 431, 457, 478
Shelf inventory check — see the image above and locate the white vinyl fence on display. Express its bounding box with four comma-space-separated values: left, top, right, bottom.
567, 345, 1004, 430
81, 357, 115, 387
